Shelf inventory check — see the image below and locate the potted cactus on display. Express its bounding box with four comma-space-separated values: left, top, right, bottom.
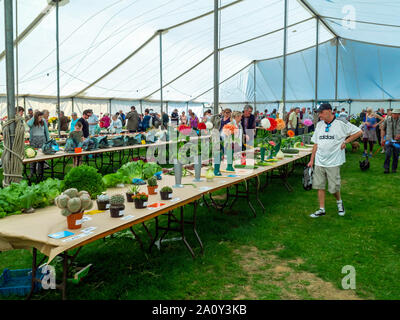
160, 186, 173, 200
109, 194, 125, 218
132, 192, 148, 209
126, 185, 139, 203
55, 188, 93, 230
147, 176, 158, 195
96, 192, 110, 210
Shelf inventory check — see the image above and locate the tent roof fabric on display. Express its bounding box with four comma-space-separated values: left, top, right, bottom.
1, 0, 400, 105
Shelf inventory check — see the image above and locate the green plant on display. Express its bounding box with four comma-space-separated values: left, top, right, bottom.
147, 176, 158, 187
128, 185, 140, 194
55, 188, 93, 216
160, 186, 172, 193
62, 165, 106, 199
110, 194, 125, 206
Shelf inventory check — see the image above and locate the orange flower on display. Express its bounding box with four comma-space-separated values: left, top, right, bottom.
276, 118, 286, 130
287, 130, 295, 138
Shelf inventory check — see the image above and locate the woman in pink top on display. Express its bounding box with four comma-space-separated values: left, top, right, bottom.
100, 113, 111, 128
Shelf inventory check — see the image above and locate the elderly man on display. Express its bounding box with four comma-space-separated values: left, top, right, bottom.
58, 111, 70, 131
288, 107, 300, 135
308, 104, 362, 218
381, 108, 400, 174
42, 109, 50, 125
87, 110, 99, 136
241, 105, 256, 148
126, 106, 139, 132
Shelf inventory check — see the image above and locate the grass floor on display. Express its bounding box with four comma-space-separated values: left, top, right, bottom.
1, 145, 400, 300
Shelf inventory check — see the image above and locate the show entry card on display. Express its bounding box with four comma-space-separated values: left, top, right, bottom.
147, 203, 166, 210
121, 215, 135, 221
48, 231, 74, 239
170, 197, 180, 202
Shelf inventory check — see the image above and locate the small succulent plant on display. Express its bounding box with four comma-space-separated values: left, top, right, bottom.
147, 176, 158, 187
55, 188, 93, 217
110, 194, 125, 206
97, 192, 110, 202
160, 186, 172, 193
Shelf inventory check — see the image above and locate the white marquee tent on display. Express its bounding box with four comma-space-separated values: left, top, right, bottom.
1, 0, 400, 118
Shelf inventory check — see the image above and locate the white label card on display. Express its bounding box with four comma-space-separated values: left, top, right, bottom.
121, 215, 135, 221
75, 219, 83, 226
168, 193, 173, 199
81, 227, 96, 233
105, 204, 110, 209
154, 189, 158, 193
143, 202, 148, 206
170, 197, 180, 202
81, 216, 92, 223
62, 232, 93, 242
199, 187, 211, 192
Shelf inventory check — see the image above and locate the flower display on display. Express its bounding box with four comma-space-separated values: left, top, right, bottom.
303, 119, 313, 127
267, 118, 277, 131
197, 122, 206, 130
206, 122, 213, 130
276, 118, 286, 130
48, 116, 58, 124
261, 118, 270, 129
268, 141, 276, 147
287, 130, 295, 137
178, 124, 192, 135
222, 123, 238, 136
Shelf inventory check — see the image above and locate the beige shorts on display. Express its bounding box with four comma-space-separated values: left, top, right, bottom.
312, 165, 341, 194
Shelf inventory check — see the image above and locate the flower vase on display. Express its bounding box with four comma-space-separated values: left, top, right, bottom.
173, 161, 184, 188
260, 148, 266, 162
213, 153, 222, 176
226, 147, 235, 172
193, 156, 203, 182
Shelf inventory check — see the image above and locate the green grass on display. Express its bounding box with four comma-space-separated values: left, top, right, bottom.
1, 145, 399, 300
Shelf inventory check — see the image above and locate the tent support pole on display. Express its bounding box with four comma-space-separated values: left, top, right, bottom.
56, 0, 61, 136
282, 0, 288, 117
109, 99, 112, 115
335, 37, 339, 101
213, 0, 219, 115
253, 61, 256, 113
315, 16, 319, 109
71, 97, 74, 113
159, 31, 163, 115
140, 100, 143, 114
4, 0, 16, 146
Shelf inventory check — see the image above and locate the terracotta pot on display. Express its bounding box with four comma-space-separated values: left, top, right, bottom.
126, 192, 134, 202
147, 185, 158, 195
67, 212, 84, 230
110, 205, 125, 218
96, 199, 109, 210
160, 191, 172, 200
134, 199, 147, 209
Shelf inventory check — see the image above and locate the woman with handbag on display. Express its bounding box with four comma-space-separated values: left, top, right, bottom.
27, 111, 50, 180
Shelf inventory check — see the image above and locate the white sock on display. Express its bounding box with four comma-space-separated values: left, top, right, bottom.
320, 207, 325, 212
337, 200, 342, 204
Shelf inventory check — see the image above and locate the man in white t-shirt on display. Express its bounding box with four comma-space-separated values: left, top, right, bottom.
307, 103, 362, 218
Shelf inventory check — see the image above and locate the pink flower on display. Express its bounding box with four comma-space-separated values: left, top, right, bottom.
303, 119, 313, 127
269, 141, 276, 147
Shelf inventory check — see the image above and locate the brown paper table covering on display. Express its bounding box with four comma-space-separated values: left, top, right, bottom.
0, 148, 312, 263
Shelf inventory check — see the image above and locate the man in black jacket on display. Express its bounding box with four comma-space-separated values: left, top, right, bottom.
241, 105, 256, 148
78, 109, 91, 138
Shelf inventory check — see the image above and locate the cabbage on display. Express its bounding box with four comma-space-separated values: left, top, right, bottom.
25, 147, 37, 158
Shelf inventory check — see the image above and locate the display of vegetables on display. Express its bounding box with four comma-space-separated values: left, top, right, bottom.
55, 188, 93, 216
281, 148, 300, 154
102, 160, 162, 188
62, 165, 106, 199
0, 178, 62, 218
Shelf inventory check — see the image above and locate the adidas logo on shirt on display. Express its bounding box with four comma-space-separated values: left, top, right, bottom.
319, 135, 335, 140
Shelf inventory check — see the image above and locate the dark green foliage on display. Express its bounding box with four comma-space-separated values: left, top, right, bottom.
62, 165, 105, 199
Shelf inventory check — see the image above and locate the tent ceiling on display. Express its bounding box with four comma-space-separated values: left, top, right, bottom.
1, 0, 400, 103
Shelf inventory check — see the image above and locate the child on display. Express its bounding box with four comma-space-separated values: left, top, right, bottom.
70, 121, 84, 166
